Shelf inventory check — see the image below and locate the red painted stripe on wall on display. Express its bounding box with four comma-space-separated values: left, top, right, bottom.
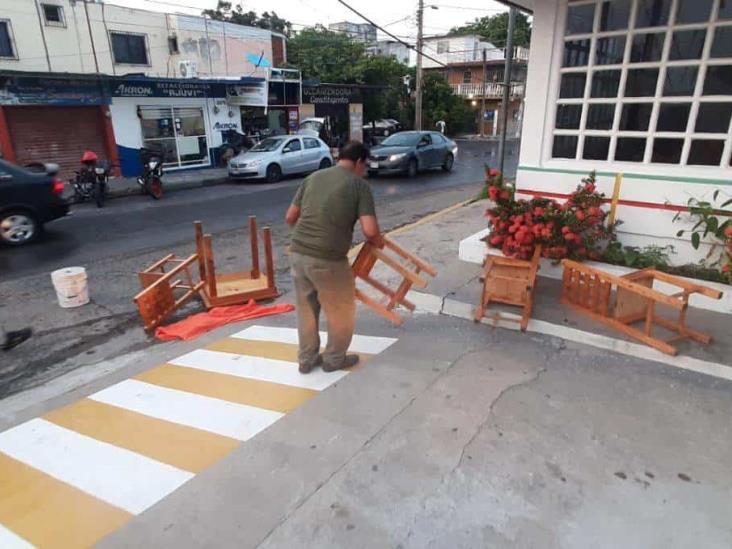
517, 189, 689, 213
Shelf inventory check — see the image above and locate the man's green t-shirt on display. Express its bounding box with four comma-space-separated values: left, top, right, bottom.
290, 165, 376, 260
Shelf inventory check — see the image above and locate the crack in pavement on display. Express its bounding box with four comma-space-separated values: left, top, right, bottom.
254, 345, 481, 549
454, 366, 548, 473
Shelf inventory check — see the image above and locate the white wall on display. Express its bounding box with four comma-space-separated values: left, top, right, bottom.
0, 0, 273, 78
515, 0, 732, 266
109, 96, 240, 151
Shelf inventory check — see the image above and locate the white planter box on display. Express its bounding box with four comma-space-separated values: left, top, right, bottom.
459, 228, 731, 315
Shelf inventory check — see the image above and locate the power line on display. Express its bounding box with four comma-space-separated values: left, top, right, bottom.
335, 0, 447, 67
430, 4, 507, 12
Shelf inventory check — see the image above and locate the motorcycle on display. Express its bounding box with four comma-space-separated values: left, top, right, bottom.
137, 148, 164, 200
73, 151, 110, 208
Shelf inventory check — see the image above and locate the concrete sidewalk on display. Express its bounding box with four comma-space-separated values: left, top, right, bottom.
62, 166, 229, 202
369, 199, 732, 373
2, 198, 731, 548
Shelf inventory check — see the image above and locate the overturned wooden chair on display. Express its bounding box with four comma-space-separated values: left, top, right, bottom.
194, 216, 278, 308
351, 237, 437, 326
561, 260, 723, 355
134, 254, 205, 332
474, 245, 542, 331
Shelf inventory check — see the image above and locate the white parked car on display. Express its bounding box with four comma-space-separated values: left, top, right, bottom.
228, 136, 333, 183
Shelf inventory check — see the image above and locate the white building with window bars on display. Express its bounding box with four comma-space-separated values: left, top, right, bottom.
499, 0, 732, 264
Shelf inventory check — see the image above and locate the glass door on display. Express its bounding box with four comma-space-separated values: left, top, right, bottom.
140, 106, 210, 169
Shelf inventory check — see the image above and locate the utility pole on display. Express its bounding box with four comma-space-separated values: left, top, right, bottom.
480, 48, 487, 137
414, 0, 424, 131
498, 7, 516, 175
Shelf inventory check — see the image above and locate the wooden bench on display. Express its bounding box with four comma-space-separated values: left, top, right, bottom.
561, 260, 723, 355
474, 245, 542, 331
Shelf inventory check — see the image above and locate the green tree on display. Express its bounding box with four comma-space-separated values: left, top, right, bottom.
355, 55, 410, 124
449, 11, 532, 48
202, 1, 292, 36
286, 28, 366, 83
421, 72, 474, 135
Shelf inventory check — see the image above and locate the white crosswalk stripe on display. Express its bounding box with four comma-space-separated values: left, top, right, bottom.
171, 348, 350, 391
232, 325, 398, 354
0, 418, 193, 514
90, 379, 284, 441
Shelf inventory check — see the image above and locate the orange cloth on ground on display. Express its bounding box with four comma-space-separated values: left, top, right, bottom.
155, 300, 295, 341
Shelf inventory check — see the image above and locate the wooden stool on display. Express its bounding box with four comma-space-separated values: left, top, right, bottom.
134, 254, 205, 332
474, 245, 541, 331
561, 260, 723, 355
351, 237, 437, 326
194, 216, 278, 308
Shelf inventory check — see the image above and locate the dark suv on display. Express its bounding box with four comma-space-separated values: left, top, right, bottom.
0, 159, 69, 246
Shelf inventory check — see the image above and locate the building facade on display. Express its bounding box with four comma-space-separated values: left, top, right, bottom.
328, 21, 378, 43
411, 34, 515, 69
367, 40, 411, 65
501, 0, 732, 265
0, 0, 289, 177
426, 52, 529, 136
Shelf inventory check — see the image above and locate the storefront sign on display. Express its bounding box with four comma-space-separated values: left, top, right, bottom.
213, 121, 240, 131
0, 76, 108, 105
112, 80, 222, 98
303, 85, 361, 105
226, 81, 267, 107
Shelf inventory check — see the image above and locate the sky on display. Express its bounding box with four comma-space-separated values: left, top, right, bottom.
107, 0, 511, 42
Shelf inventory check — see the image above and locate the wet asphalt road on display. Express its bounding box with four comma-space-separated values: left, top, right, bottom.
0, 140, 519, 281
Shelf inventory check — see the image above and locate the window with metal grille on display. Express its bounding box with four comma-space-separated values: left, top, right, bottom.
552, 0, 732, 167
111, 32, 149, 65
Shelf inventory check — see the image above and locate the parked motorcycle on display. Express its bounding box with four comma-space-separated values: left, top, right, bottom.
73, 151, 110, 208
137, 148, 164, 200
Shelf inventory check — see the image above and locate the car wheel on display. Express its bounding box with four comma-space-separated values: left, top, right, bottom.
265, 163, 282, 183
0, 210, 40, 246
319, 158, 332, 170
442, 153, 454, 172
406, 158, 418, 178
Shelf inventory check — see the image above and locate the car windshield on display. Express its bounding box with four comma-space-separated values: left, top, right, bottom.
250, 138, 285, 152
381, 133, 421, 147
299, 120, 322, 132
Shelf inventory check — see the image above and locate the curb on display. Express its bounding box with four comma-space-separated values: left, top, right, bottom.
404, 289, 732, 383
64, 176, 230, 203
347, 198, 474, 260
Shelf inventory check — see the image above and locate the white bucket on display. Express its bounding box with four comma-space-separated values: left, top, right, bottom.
51, 267, 90, 308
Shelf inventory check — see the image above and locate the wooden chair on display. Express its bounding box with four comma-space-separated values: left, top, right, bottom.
351, 237, 437, 326
133, 254, 205, 332
474, 245, 542, 331
561, 260, 723, 355
194, 216, 278, 308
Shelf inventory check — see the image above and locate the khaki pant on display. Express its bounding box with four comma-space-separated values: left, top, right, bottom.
290, 252, 356, 368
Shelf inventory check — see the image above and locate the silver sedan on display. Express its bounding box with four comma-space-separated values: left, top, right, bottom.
228, 136, 333, 183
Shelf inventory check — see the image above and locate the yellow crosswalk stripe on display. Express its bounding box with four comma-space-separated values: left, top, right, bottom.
0, 452, 131, 549
44, 399, 240, 474
137, 363, 320, 414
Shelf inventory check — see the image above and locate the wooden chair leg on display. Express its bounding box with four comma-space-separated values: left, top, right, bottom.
249, 216, 260, 279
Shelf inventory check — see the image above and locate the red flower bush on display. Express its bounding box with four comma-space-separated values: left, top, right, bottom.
484, 170, 617, 261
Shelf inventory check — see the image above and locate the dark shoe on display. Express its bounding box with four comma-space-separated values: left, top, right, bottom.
2, 328, 32, 352
299, 354, 323, 374
322, 354, 360, 373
